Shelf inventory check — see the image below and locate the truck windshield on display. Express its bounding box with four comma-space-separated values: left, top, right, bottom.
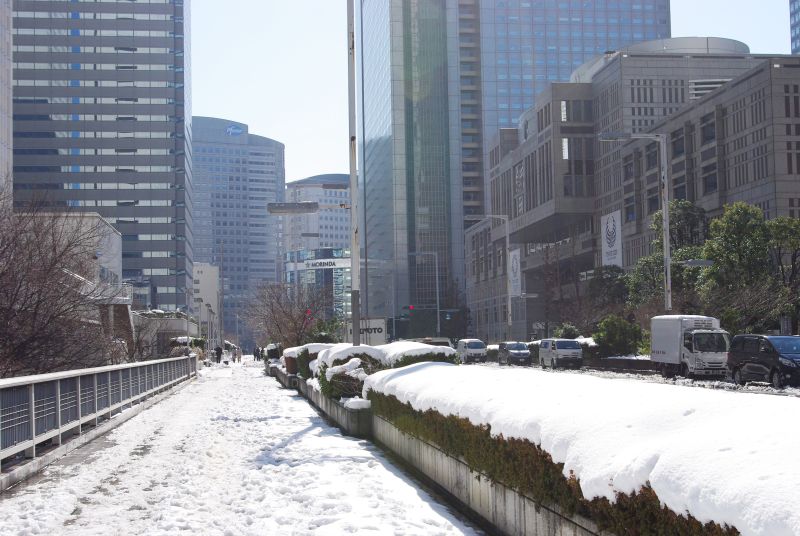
466, 341, 486, 349
555, 341, 581, 350
507, 343, 527, 350
693, 332, 729, 352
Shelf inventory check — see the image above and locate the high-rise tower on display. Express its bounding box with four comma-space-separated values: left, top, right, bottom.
792, 0, 800, 53
11, 0, 192, 312
191, 116, 285, 344
355, 0, 670, 335
0, 0, 11, 198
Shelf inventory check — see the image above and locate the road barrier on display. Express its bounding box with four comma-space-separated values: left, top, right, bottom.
0, 356, 196, 477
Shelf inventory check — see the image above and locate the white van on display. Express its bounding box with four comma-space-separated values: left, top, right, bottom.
456, 339, 487, 364
539, 339, 583, 369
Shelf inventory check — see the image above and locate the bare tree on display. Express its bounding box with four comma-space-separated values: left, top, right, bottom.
247, 282, 333, 348
0, 194, 123, 376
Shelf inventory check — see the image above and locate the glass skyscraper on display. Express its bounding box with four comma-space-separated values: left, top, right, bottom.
357, 0, 670, 332
792, 0, 800, 54
191, 116, 285, 344
11, 0, 192, 312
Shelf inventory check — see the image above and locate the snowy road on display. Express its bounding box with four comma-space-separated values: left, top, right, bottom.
0, 360, 480, 536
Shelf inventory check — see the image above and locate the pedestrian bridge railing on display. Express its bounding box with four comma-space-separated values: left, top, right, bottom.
0, 356, 197, 464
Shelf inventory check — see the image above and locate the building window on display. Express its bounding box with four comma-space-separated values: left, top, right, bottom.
702, 163, 718, 194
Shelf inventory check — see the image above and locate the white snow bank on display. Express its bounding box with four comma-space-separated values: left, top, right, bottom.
487, 344, 499, 352
375, 340, 457, 366
575, 336, 598, 347
317, 343, 386, 368
325, 357, 367, 381
283, 343, 335, 359
342, 396, 371, 410
363, 363, 800, 536
308, 358, 319, 377
306, 377, 321, 391
283, 346, 301, 358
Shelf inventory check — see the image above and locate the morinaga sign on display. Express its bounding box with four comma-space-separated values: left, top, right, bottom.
601, 210, 622, 267
304, 258, 351, 270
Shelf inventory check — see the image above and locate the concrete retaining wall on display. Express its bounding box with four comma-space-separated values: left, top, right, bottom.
275, 369, 603, 536
371, 414, 601, 536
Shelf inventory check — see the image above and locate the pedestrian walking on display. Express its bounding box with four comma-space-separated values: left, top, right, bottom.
214, 345, 222, 364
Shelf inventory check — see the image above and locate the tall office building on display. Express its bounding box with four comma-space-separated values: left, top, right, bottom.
191, 116, 285, 343
0, 0, 11, 197
792, 0, 800, 53
356, 0, 670, 333
11, 0, 192, 312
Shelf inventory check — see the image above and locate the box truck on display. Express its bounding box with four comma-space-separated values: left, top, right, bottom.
650, 315, 730, 378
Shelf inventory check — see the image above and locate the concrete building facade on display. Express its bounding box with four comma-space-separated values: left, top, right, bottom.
0, 0, 12, 198
283, 173, 350, 254
466, 38, 791, 342
11, 0, 192, 313
192, 262, 220, 349
191, 116, 285, 344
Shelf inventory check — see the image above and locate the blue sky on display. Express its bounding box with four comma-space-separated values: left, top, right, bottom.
191, 0, 790, 183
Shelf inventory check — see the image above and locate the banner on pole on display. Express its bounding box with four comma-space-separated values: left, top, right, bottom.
508, 248, 522, 297
601, 210, 623, 267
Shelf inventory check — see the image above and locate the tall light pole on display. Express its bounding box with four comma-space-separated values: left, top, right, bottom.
599, 131, 671, 311
476, 214, 512, 339
409, 251, 440, 336
347, 0, 361, 346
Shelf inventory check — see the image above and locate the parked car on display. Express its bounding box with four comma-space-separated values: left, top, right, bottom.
456, 339, 487, 364
727, 334, 800, 388
498, 341, 532, 366
539, 339, 583, 369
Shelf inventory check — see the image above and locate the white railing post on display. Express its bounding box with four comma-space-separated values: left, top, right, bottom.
26, 384, 35, 458
93, 374, 98, 427
55, 380, 62, 446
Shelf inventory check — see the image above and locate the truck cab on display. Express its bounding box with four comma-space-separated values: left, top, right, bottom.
651, 315, 730, 378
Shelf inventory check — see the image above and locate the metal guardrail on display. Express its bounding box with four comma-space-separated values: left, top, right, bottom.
0, 356, 196, 464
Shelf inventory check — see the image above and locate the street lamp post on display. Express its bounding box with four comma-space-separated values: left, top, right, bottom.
476, 214, 512, 339
347, 0, 361, 346
409, 251, 440, 336
599, 131, 671, 311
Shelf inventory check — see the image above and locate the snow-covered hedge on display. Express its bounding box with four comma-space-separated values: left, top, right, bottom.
316, 342, 457, 399
363, 363, 799, 536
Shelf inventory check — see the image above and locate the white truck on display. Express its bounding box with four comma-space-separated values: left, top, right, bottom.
650, 315, 730, 378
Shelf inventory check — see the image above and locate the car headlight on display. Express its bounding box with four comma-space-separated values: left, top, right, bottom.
779, 357, 797, 368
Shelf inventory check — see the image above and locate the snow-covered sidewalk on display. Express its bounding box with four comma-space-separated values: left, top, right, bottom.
0, 360, 478, 535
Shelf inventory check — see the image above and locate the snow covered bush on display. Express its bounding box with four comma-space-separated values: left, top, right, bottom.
318, 353, 384, 399
366, 391, 738, 536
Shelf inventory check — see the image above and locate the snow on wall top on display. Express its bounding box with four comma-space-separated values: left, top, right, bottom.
283, 343, 335, 359
375, 341, 456, 366
363, 363, 800, 536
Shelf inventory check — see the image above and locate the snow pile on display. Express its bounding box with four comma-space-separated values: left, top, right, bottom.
282, 346, 301, 359
486, 344, 499, 352
325, 357, 367, 382
317, 343, 386, 368
575, 336, 598, 347
363, 363, 800, 536
282, 343, 335, 359
308, 358, 319, 377
306, 377, 321, 391
342, 396, 371, 410
375, 340, 457, 367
